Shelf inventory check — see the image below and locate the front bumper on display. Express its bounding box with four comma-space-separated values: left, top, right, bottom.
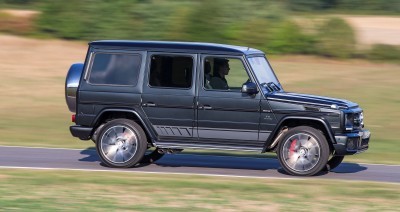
70, 125, 93, 140
333, 130, 370, 155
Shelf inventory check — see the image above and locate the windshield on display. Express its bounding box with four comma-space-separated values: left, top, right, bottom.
247, 56, 282, 92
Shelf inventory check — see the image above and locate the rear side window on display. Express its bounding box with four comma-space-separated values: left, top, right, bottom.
89, 53, 141, 86
149, 55, 193, 89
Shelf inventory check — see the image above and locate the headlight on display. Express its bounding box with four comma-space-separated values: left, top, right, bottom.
344, 112, 364, 131
345, 113, 354, 131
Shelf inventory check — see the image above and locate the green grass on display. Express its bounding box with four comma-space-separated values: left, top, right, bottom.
0, 168, 399, 211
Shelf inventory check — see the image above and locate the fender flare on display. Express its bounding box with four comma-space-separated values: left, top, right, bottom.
262, 116, 336, 152
92, 108, 156, 141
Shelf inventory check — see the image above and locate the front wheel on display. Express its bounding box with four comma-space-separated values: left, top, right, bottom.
277, 126, 330, 176
96, 119, 148, 168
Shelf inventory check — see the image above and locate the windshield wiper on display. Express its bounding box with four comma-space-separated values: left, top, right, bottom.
268, 82, 281, 91
261, 82, 281, 92
260, 82, 272, 92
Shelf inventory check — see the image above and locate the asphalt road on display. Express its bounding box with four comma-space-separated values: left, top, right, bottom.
0, 146, 399, 183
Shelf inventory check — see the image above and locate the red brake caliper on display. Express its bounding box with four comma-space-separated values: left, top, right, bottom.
122, 131, 130, 142
289, 139, 297, 157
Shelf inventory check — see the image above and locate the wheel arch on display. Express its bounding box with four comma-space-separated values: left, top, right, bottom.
263, 116, 336, 153
91, 108, 156, 144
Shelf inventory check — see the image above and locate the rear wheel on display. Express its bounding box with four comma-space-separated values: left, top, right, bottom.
96, 119, 147, 168
277, 126, 330, 176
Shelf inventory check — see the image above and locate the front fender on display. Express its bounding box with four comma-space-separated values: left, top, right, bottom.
262, 116, 336, 152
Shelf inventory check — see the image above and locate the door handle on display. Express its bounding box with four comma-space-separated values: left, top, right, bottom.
199, 105, 212, 110
143, 102, 156, 107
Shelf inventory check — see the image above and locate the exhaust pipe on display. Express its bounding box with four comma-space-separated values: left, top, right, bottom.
157, 148, 183, 154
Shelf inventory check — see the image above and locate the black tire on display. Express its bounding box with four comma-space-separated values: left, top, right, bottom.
277, 126, 330, 176
96, 119, 148, 168
324, 155, 345, 171
140, 148, 164, 164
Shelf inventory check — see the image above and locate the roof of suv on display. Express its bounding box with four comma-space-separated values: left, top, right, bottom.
89, 40, 264, 55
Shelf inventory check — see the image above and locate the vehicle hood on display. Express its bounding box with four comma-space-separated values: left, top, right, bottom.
266, 92, 358, 110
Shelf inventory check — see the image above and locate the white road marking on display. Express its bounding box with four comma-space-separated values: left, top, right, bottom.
358, 162, 400, 167
0, 165, 301, 181
0, 145, 93, 151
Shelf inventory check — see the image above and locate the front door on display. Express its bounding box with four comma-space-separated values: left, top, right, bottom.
142, 53, 197, 139
197, 55, 262, 147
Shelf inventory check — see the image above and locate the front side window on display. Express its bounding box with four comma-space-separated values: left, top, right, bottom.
149, 55, 193, 89
89, 53, 141, 86
204, 57, 249, 91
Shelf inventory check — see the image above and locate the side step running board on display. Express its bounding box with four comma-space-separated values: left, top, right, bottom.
155, 142, 263, 152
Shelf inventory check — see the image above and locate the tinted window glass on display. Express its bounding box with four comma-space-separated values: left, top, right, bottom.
89, 53, 141, 86
149, 55, 193, 88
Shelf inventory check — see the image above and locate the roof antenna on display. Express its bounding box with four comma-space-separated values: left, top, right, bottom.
247, 47, 250, 51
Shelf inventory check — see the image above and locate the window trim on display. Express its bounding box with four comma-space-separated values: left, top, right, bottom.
201, 55, 252, 93
86, 51, 142, 87
146, 53, 195, 90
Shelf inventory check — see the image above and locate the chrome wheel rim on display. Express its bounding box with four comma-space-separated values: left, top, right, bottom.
100, 125, 138, 164
282, 133, 321, 172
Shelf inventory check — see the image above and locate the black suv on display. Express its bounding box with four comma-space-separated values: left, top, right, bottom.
65, 41, 370, 176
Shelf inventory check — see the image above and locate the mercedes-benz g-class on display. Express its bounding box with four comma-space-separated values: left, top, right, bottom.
65, 41, 370, 176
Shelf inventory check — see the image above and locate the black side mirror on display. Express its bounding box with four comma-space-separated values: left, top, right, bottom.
241, 82, 259, 95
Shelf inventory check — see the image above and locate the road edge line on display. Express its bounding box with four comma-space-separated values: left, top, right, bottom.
0, 165, 302, 181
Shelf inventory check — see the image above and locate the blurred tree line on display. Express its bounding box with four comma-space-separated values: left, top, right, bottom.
1, 0, 399, 60
32, 0, 358, 57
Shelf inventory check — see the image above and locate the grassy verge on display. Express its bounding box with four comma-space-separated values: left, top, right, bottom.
0, 169, 399, 211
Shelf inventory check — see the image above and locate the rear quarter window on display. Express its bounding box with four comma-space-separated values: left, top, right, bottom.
88, 53, 141, 86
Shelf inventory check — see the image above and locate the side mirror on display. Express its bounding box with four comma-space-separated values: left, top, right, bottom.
241, 82, 259, 95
